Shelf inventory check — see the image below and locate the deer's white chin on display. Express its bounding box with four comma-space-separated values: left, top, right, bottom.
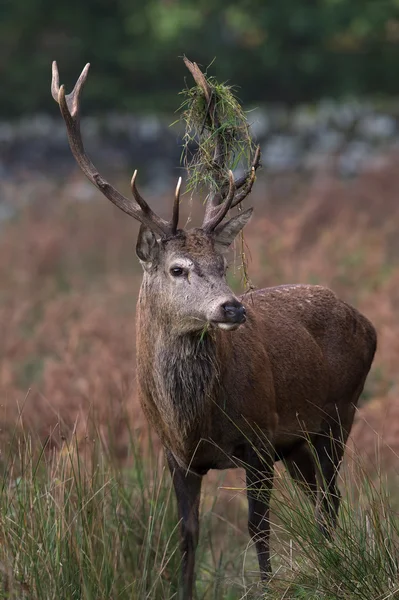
216, 322, 241, 331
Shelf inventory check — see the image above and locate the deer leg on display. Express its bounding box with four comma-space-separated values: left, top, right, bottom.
313, 427, 347, 536
313, 390, 361, 537
165, 449, 202, 600
245, 446, 274, 579
283, 442, 318, 505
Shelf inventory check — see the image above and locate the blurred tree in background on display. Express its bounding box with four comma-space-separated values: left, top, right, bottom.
1, 0, 399, 117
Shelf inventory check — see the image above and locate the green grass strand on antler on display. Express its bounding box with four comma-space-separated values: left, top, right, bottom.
177, 62, 258, 291
178, 74, 255, 195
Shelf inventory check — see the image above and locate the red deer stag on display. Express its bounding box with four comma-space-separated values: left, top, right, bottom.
51, 59, 377, 599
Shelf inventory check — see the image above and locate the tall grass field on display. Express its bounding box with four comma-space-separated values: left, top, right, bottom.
0, 422, 399, 599
1, 159, 399, 597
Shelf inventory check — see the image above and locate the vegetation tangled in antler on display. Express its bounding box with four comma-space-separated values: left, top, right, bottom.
179, 57, 257, 197
179, 57, 260, 289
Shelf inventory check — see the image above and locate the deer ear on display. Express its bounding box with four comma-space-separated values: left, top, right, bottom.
213, 208, 253, 250
136, 225, 160, 270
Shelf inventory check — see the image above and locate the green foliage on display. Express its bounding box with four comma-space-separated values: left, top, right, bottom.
2, 0, 399, 117
0, 420, 399, 600
2, 427, 399, 599
271, 467, 399, 599
0, 432, 248, 599
179, 72, 254, 194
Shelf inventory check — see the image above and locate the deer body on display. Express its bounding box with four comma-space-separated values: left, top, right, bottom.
51, 60, 377, 600
137, 279, 375, 474
133, 228, 376, 598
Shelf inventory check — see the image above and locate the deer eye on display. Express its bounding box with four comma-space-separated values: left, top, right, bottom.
170, 266, 185, 277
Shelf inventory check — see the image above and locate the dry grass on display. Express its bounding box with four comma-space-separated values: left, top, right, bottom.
1, 156, 399, 472
1, 158, 399, 597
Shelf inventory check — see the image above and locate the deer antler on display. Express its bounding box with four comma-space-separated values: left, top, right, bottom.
183, 57, 261, 233
171, 177, 182, 235
51, 61, 178, 237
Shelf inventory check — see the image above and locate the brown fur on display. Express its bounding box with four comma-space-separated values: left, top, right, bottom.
51, 62, 376, 599
136, 229, 377, 599
138, 279, 376, 469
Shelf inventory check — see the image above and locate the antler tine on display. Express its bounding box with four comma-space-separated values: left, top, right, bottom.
203, 171, 235, 233
213, 144, 261, 204
203, 144, 260, 229
231, 165, 257, 209
231, 145, 261, 192
52, 61, 90, 118
51, 62, 171, 237
51, 61, 61, 102
170, 177, 182, 235
130, 169, 156, 214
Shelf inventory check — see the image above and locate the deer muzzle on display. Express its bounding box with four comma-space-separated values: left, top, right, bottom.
222, 302, 246, 323
211, 299, 246, 331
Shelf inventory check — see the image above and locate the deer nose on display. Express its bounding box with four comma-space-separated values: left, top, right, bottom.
222, 301, 246, 323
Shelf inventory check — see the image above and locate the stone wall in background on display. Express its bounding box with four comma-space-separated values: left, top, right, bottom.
1, 100, 399, 192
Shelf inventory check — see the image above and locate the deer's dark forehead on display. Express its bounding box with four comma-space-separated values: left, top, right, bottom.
163, 230, 225, 269
164, 230, 214, 256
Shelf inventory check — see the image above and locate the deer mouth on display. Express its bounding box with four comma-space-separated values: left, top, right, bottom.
210, 320, 245, 331
216, 322, 242, 331
210, 304, 247, 331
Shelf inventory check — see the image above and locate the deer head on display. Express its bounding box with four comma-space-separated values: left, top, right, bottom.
51, 59, 261, 333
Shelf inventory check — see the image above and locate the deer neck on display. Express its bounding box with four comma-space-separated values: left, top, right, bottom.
136, 282, 220, 443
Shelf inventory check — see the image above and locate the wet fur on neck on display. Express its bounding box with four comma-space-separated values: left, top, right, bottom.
154, 330, 218, 436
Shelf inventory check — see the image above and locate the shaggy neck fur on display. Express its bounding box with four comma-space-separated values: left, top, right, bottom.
155, 331, 217, 435
137, 279, 219, 438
